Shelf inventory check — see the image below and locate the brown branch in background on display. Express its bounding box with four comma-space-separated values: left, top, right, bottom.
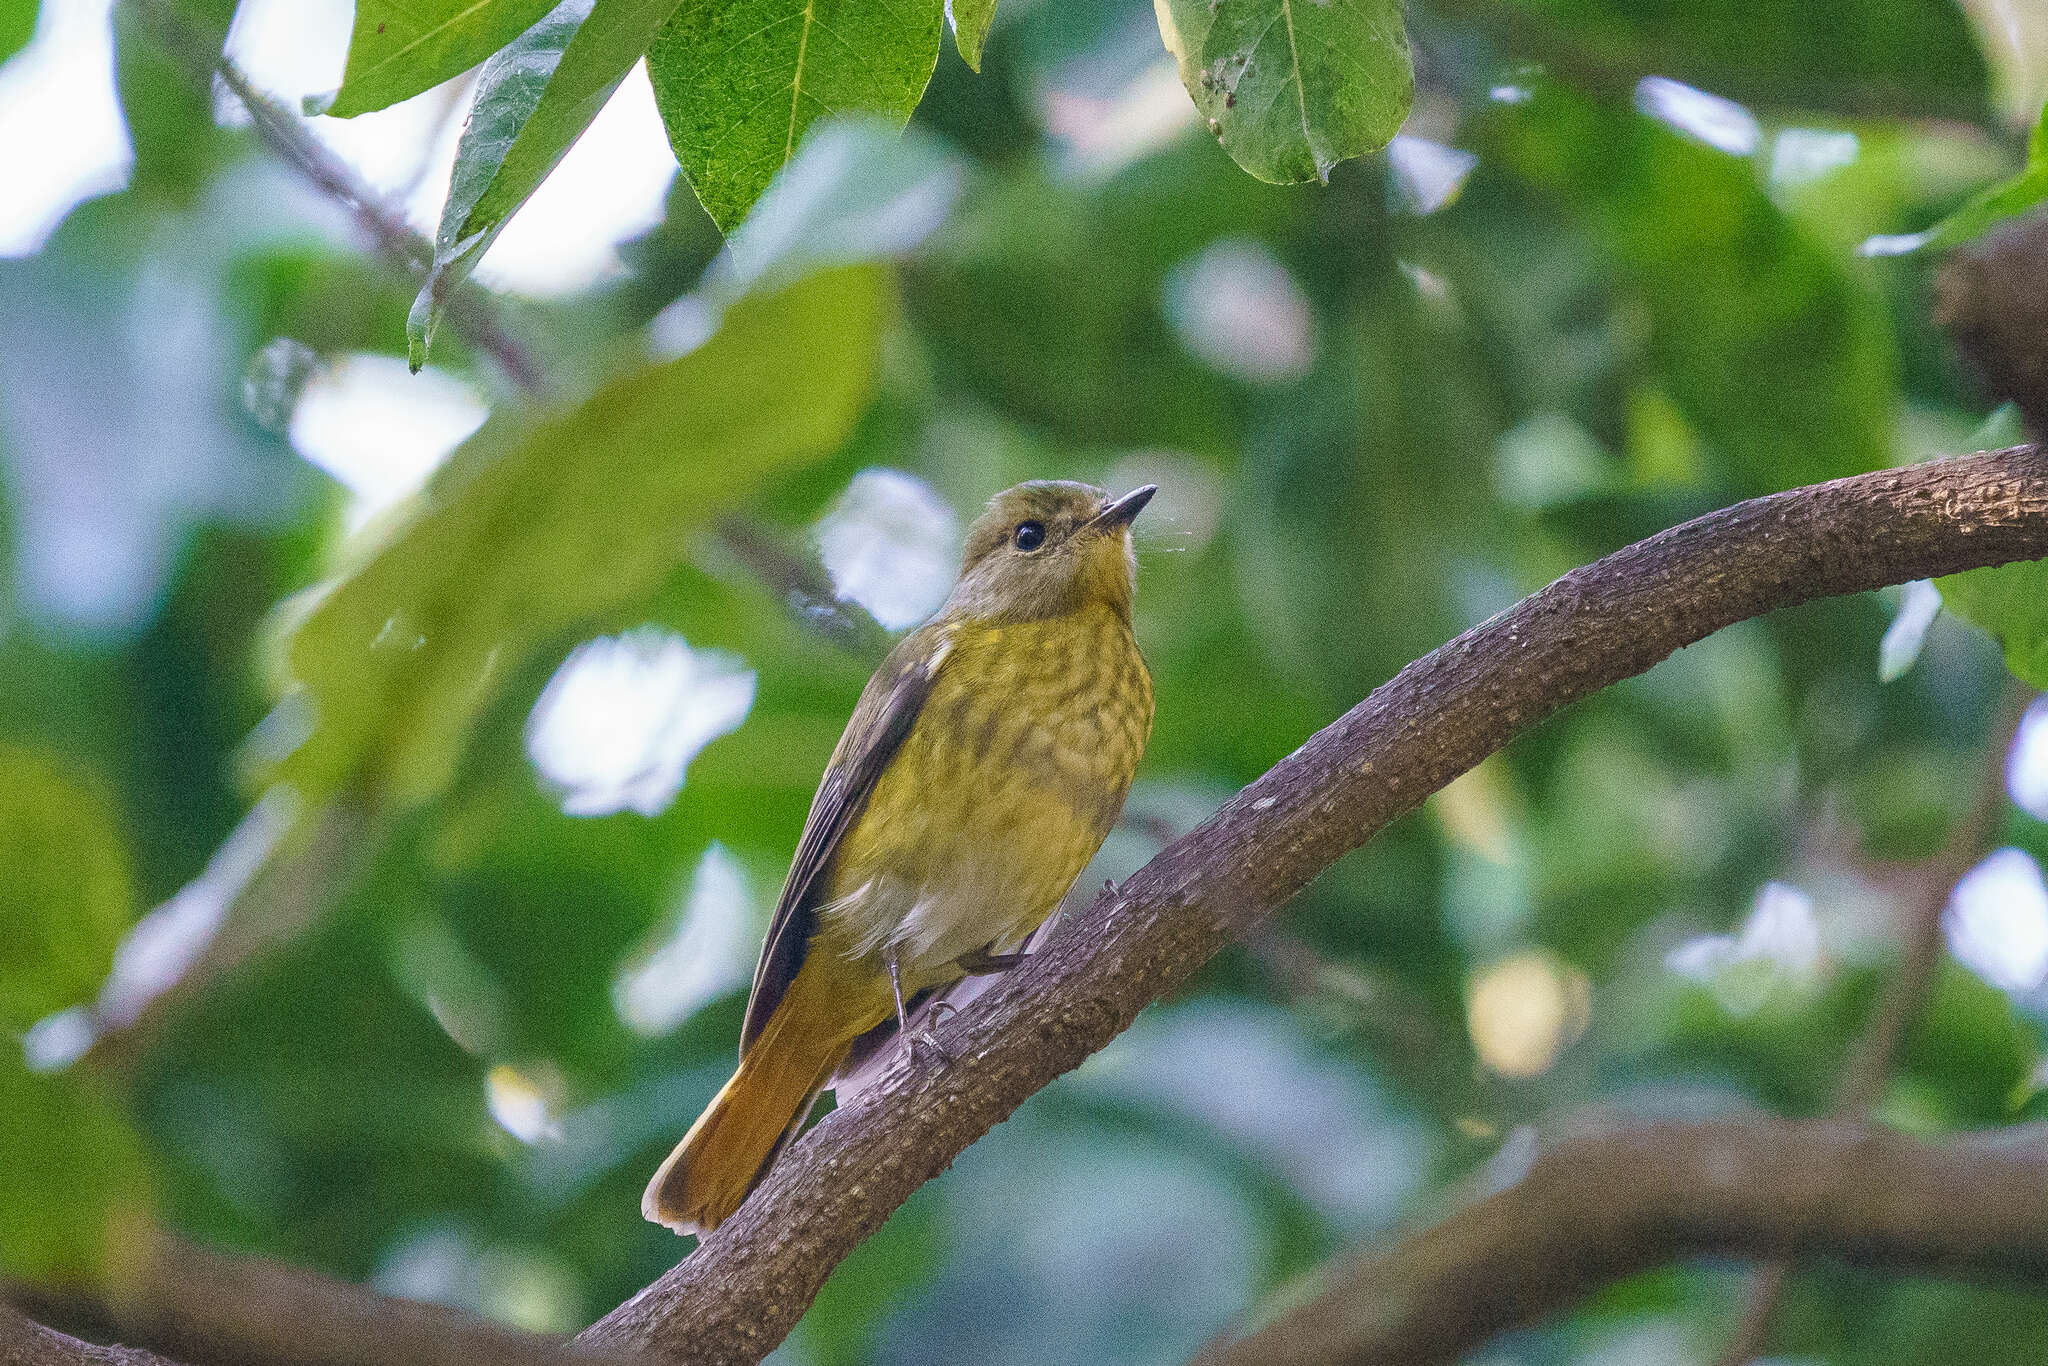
1191, 1115, 2048, 1366
5, 1234, 638, 1366
576, 447, 2048, 1366
1937, 205, 2048, 438
1711, 687, 2030, 1366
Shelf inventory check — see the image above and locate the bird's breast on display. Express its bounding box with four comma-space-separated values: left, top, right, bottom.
822, 607, 1152, 979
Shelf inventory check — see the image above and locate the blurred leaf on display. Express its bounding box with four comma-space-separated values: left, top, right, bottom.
1938, 560, 2048, 689
113, 0, 240, 203
327, 0, 561, 118
1155, 0, 1413, 185
1877, 579, 1941, 682
0, 1057, 152, 1285
1483, 86, 1898, 490
275, 265, 889, 807
1461, 0, 1990, 123
0, 0, 35, 66
409, 0, 679, 367
0, 747, 130, 1028
645, 0, 944, 232
952, 0, 995, 70
1863, 102, 2048, 257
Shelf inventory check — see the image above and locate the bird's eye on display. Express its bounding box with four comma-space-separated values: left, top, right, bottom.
1013, 520, 1046, 551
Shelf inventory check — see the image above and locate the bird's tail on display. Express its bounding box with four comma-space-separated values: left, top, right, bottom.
641, 956, 868, 1234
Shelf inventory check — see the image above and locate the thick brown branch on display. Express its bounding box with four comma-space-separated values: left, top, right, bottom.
1, 1306, 185, 1366
1193, 1115, 2048, 1366
578, 446, 2048, 1364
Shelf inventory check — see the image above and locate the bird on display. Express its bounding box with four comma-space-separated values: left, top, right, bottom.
642, 479, 1157, 1234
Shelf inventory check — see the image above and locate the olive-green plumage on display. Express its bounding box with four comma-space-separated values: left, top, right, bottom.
644, 480, 1155, 1234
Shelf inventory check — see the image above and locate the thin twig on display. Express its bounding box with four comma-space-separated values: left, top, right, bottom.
126, 0, 547, 396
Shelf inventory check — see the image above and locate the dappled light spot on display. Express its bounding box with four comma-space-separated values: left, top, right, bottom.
1466, 951, 1590, 1079
1879, 579, 1943, 682
1633, 76, 1760, 157
525, 629, 756, 818
1665, 880, 1820, 1015
816, 469, 959, 631
1077, 1001, 1432, 1229
1387, 135, 1477, 215
287, 352, 487, 529
373, 1229, 583, 1335
1945, 848, 2048, 993
1038, 54, 1198, 179
1163, 239, 1315, 384
1769, 128, 1860, 188
614, 844, 757, 1037
487, 1065, 562, 1145
0, 0, 132, 256
21, 1007, 93, 1073
2009, 696, 2048, 821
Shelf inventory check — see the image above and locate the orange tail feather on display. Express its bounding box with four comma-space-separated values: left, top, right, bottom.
641, 956, 875, 1234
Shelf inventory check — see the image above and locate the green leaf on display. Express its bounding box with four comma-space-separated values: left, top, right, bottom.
409, 0, 681, 367
0, 746, 131, 1030
952, 0, 996, 71
1863, 103, 2048, 258
1939, 560, 2048, 689
1, 0, 37, 66
0, 1057, 152, 1285
1154, 0, 1413, 185
275, 265, 889, 807
645, 0, 945, 232
327, 0, 561, 118
1462, 0, 1990, 124
1483, 85, 1898, 491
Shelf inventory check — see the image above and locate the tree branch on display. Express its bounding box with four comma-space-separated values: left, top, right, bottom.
577, 445, 2048, 1365
1191, 1114, 2048, 1366
1, 1307, 186, 1366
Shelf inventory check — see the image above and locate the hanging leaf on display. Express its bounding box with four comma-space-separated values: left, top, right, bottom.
1155, 0, 1413, 185
1863, 102, 2048, 258
408, 0, 682, 368
645, 0, 944, 232
324, 0, 560, 118
952, 0, 997, 71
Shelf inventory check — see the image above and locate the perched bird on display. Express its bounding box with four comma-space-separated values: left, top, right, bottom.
643, 480, 1156, 1234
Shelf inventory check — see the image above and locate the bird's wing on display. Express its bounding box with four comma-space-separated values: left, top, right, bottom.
739, 628, 950, 1056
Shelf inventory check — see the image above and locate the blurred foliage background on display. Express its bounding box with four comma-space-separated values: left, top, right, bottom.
5, 0, 2048, 1363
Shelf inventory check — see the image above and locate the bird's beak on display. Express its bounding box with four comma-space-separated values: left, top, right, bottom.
1087, 484, 1157, 533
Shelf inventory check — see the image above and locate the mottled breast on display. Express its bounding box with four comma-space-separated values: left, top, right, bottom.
823, 603, 1153, 981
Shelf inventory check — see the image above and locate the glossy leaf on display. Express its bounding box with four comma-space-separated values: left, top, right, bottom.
0, 747, 130, 1029
1939, 561, 2048, 690
277, 265, 889, 807
409, 0, 680, 367
1155, 0, 1413, 185
326, 0, 560, 117
645, 0, 944, 232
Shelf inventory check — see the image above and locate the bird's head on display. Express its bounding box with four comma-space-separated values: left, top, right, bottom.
942, 480, 1155, 624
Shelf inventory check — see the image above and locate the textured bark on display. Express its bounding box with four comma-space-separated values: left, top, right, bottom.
579, 445, 2048, 1365
1, 1307, 182, 1366
1193, 1116, 2048, 1366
